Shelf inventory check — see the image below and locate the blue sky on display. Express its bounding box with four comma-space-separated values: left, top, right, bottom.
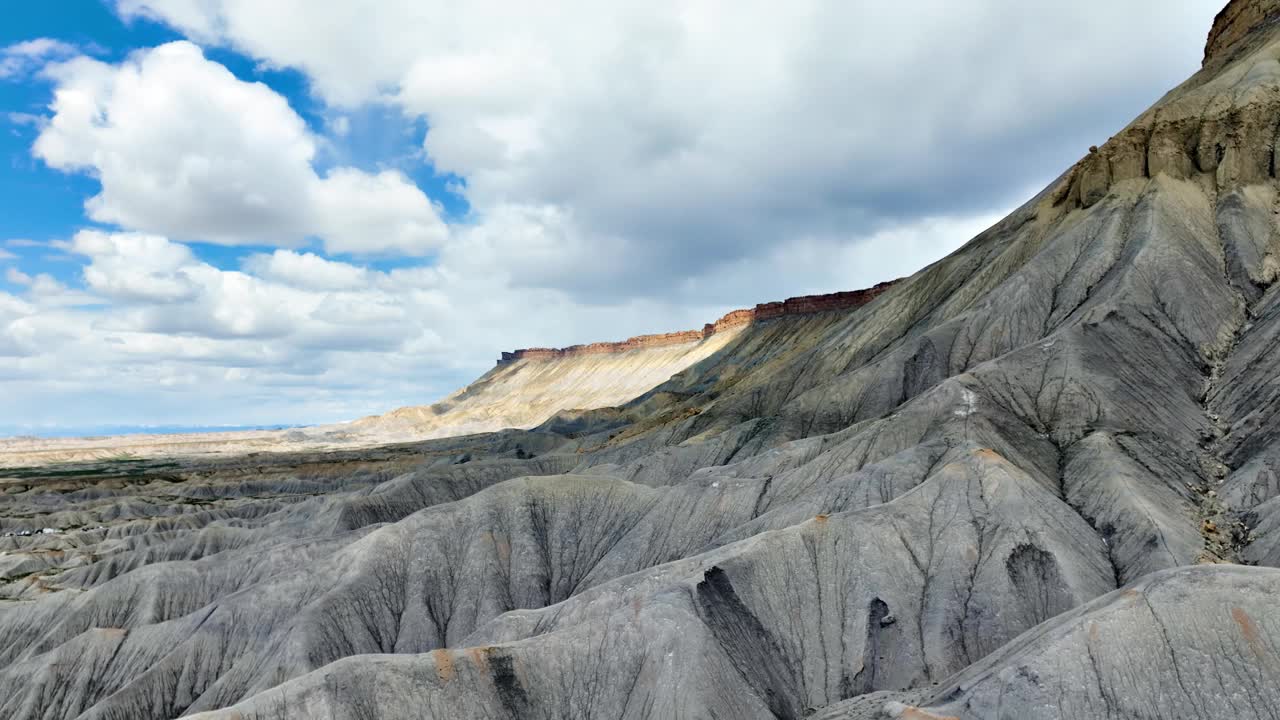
3, 5, 196, 285
0, 2, 468, 293
0, 0, 1221, 434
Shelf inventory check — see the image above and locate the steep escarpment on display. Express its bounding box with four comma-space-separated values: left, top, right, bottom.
348, 328, 745, 441
354, 284, 895, 442
498, 282, 896, 364
6, 4, 1280, 720
1206, 0, 1280, 65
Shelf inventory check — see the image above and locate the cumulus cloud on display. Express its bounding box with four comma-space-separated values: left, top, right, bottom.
0, 291, 36, 358
71, 231, 200, 302
119, 0, 1221, 298
311, 168, 448, 255
33, 42, 447, 254
242, 249, 370, 291
0, 38, 77, 79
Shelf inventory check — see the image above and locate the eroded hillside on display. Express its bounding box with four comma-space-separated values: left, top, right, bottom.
3, 2, 1280, 719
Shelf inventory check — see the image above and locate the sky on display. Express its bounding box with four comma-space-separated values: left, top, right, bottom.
0, 0, 1223, 434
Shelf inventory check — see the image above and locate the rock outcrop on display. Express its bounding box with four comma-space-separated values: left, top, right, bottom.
1205, 0, 1280, 65
498, 280, 897, 364
498, 330, 709, 363
1064, 9, 1280, 211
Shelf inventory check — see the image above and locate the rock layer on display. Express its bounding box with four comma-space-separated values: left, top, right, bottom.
497, 281, 897, 364
1206, 0, 1280, 64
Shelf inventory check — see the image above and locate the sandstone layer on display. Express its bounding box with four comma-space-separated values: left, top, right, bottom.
498, 281, 896, 364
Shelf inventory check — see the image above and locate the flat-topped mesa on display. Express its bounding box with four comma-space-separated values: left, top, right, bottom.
1205, 0, 1280, 66
750, 284, 895, 320
497, 280, 897, 365
498, 330, 707, 364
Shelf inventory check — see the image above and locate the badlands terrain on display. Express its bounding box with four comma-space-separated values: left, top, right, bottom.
6, 1, 1280, 718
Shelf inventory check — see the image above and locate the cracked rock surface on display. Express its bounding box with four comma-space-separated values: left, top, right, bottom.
7, 1, 1280, 718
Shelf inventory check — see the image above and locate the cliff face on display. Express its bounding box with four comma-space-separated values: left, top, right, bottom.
497, 330, 707, 364
498, 280, 897, 364
365, 329, 748, 441
1060, 1, 1280, 217
365, 280, 897, 440
748, 281, 896, 319
1205, 0, 1280, 65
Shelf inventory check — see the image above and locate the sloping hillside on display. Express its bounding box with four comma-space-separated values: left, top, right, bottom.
3, 3, 1280, 719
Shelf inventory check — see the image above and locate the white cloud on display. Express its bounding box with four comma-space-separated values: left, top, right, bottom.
36, 43, 314, 243
33, 42, 447, 255
0, 291, 36, 358
312, 168, 448, 255
242, 249, 370, 291
0, 38, 77, 79
0, 291, 33, 316
116, 0, 1222, 300
0, 249, 15, 261
71, 230, 200, 302
6, 112, 44, 130
25, 273, 97, 307
327, 115, 350, 137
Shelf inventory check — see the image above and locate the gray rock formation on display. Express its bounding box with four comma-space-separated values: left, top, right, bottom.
5, 2, 1280, 718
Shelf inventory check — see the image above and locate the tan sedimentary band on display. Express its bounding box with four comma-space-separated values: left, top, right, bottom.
1059, 1, 1280, 215
497, 280, 897, 365
1205, 0, 1280, 66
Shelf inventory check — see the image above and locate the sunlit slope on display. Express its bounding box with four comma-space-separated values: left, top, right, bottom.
344, 327, 746, 441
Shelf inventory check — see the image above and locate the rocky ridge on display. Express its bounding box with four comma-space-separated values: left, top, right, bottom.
498, 281, 897, 364
1206, 0, 1280, 64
